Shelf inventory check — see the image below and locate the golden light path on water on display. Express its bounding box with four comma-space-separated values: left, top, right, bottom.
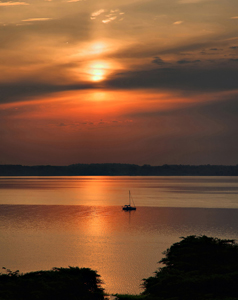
1, 204, 238, 295
1, 177, 238, 294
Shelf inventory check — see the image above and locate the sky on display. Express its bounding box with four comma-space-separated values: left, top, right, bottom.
1, 0, 238, 166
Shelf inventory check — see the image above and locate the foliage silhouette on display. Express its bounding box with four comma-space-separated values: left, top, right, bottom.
0, 266, 105, 300
2, 236, 238, 300
142, 235, 238, 300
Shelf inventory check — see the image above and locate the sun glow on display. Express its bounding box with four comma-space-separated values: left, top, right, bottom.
73, 41, 109, 58
88, 61, 110, 81
90, 42, 106, 55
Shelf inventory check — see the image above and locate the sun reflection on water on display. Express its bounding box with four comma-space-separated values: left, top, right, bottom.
1, 204, 238, 295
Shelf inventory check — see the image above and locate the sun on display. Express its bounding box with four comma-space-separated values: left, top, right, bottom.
88, 61, 110, 82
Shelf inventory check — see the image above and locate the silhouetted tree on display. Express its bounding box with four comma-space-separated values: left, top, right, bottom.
142, 235, 238, 300
0, 266, 105, 300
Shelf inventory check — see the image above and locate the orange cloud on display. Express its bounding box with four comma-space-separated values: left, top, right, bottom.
22, 18, 52, 22
0, 1, 29, 5
173, 21, 184, 25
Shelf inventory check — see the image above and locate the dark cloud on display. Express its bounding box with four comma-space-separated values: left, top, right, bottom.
152, 56, 168, 65
200, 51, 220, 56
177, 59, 201, 64
127, 92, 238, 122
106, 38, 222, 60
157, 40, 223, 55
124, 94, 238, 165
105, 61, 238, 92
105, 31, 237, 62
1, 59, 238, 104
0, 80, 96, 104
230, 46, 238, 49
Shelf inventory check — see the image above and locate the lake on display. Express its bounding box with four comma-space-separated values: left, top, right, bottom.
0, 176, 238, 295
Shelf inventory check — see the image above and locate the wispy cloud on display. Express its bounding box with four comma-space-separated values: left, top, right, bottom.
231, 16, 238, 19
90, 8, 124, 23
177, 59, 201, 64
152, 56, 168, 65
90, 9, 105, 19
173, 21, 183, 25
0, 1, 29, 6
22, 18, 52, 22
102, 9, 124, 24
102, 16, 117, 24
178, 0, 210, 3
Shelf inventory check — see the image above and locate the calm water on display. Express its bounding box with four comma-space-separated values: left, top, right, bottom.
0, 176, 238, 294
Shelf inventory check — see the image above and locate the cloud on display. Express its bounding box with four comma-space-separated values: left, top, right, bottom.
102, 16, 117, 23
152, 56, 167, 65
22, 18, 52, 22
102, 15, 117, 23
156, 39, 224, 56
90, 9, 105, 19
104, 61, 238, 93
2, 58, 238, 105
0, 80, 95, 104
107, 39, 220, 60
177, 59, 201, 64
230, 46, 238, 49
178, 0, 207, 3
3, 12, 91, 44
118, 88, 238, 165
173, 21, 183, 25
0, 1, 29, 5
231, 16, 238, 19
90, 8, 124, 23
128, 91, 238, 124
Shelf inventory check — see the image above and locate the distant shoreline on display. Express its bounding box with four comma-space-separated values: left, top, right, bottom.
0, 163, 238, 176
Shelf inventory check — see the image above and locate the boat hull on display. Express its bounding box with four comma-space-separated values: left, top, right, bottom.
122, 206, 136, 211
123, 191, 136, 210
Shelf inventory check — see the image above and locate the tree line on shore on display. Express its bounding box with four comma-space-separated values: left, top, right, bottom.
1, 163, 238, 176
1, 235, 238, 300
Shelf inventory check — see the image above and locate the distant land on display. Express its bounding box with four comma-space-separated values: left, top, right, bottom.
0, 164, 238, 176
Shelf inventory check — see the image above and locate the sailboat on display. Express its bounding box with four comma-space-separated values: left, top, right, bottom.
122, 190, 136, 211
